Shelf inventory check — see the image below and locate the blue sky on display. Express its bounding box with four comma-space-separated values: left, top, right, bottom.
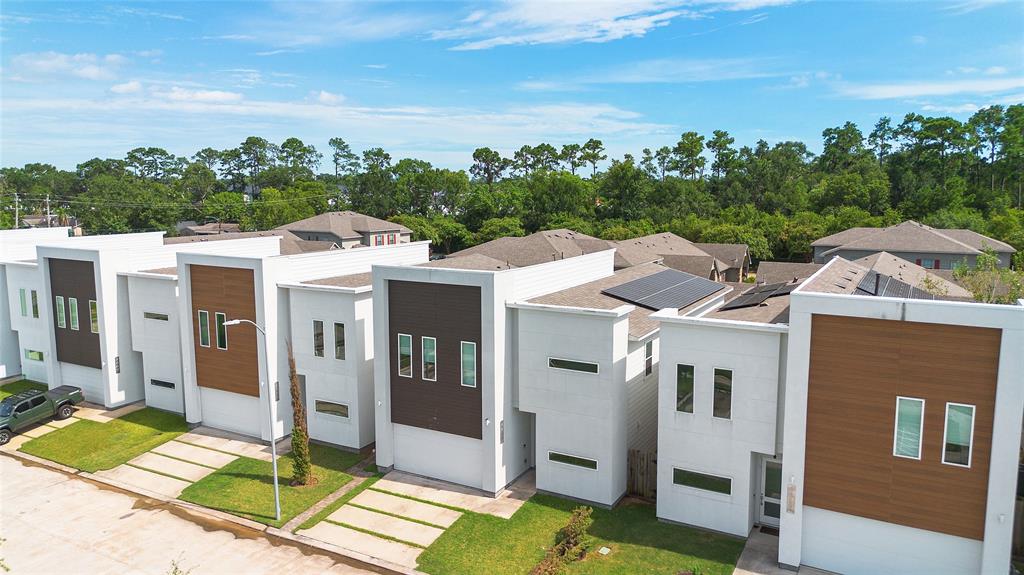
2, 0, 1022, 171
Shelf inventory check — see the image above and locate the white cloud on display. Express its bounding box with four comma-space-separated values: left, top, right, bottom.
985, 66, 1008, 75
838, 77, 1024, 99
110, 80, 142, 94
159, 86, 244, 103
518, 57, 780, 90
255, 49, 302, 56
911, 35, 927, 45
921, 102, 980, 114
220, 68, 263, 88
315, 90, 344, 105
363, 64, 388, 69
201, 34, 255, 41
134, 49, 163, 58
940, 0, 1007, 15
9, 51, 126, 81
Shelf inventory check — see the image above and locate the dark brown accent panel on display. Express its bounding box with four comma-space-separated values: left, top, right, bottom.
804, 314, 1001, 541
49, 258, 101, 369
388, 280, 482, 439
189, 265, 259, 397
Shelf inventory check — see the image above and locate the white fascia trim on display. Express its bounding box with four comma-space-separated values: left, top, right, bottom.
651, 309, 790, 334
373, 262, 498, 276
507, 300, 634, 318
118, 270, 178, 281
278, 281, 371, 295
686, 290, 732, 318
0, 260, 39, 268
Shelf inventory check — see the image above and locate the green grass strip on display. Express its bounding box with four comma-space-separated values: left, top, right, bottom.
322, 518, 426, 549
345, 502, 448, 530
295, 475, 382, 531
366, 487, 470, 514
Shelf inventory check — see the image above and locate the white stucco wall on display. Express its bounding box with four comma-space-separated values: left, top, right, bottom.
4, 264, 48, 382
126, 274, 183, 413
654, 314, 786, 537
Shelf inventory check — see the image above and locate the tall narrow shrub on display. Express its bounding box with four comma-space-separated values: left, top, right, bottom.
287, 341, 312, 485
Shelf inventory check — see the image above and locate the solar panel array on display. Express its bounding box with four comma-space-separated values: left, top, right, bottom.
602, 268, 724, 311
718, 281, 800, 311
855, 271, 936, 301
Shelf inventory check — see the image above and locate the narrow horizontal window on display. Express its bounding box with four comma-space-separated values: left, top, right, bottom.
943, 403, 975, 467
55, 296, 66, 329
198, 310, 210, 347
461, 341, 477, 388
422, 336, 437, 381
144, 312, 169, 321
150, 379, 176, 389
31, 290, 39, 319
215, 312, 227, 350
312, 320, 324, 357
676, 364, 694, 413
398, 333, 412, 377
315, 400, 349, 418
548, 357, 599, 374
893, 396, 925, 459
334, 322, 345, 360
713, 368, 733, 420
69, 298, 79, 331
89, 300, 99, 334
24, 349, 44, 362
673, 468, 731, 495
548, 451, 598, 470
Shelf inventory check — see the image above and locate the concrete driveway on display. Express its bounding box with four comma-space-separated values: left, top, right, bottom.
0, 456, 385, 575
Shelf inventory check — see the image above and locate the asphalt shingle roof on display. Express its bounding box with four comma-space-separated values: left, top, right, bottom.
276, 211, 412, 239
814, 220, 1014, 256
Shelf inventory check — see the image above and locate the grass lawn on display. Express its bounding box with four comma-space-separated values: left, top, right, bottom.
179, 443, 363, 529
417, 494, 744, 575
0, 380, 46, 400
19, 408, 187, 472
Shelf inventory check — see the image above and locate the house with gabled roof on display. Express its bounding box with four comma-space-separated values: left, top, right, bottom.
811, 220, 1015, 269
275, 211, 412, 248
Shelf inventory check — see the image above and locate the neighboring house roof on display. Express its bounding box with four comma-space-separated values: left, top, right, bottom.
800, 256, 961, 301
756, 262, 824, 285
448, 229, 614, 268
694, 243, 749, 271
139, 267, 178, 276
527, 262, 730, 339
614, 232, 729, 275
303, 272, 373, 288
185, 222, 242, 235
852, 252, 972, 298
419, 254, 516, 271
164, 230, 337, 255
708, 292, 792, 324
276, 211, 412, 240
814, 220, 1015, 256
659, 254, 719, 279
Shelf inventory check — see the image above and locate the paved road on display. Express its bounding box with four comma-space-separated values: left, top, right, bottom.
0, 456, 383, 575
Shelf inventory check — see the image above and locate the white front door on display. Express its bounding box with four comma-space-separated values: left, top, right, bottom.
759, 459, 782, 527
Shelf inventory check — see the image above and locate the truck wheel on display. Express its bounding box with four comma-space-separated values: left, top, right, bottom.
56, 404, 74, 420
0, 429, 11, 446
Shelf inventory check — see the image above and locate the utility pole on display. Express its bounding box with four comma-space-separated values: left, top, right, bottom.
45, 194, 51, 227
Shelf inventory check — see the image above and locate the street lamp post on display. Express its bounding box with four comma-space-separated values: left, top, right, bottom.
222, 318, 281, 522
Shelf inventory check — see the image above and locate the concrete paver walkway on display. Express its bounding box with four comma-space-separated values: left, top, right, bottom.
373, 469, 535, 519
350, 489, 462, 528
95, 463, 194, 498
130, 451, 217, 482
153, 439, 239, 467
176, 425, 290, 461
329, 505, 446, 547
301, 520, 424, 569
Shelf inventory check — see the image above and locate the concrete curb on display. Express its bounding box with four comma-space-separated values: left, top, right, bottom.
80, 471, 174, 503
267, 527, 425, 575
4, 449, 80, 475
170, 499, 269, 532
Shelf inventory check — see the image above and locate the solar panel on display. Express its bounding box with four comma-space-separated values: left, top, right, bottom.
718, 291, 771, 311
602, 269, 725, 311
855, 271, 935, 301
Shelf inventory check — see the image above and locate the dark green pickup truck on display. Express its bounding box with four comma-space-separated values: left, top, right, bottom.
0, 385, 84, 445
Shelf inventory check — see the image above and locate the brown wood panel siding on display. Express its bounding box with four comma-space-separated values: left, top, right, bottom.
804, 314, 1001, 541
48, 258, 101, 369
189, 265, 259, 397
388, 280, 482, 439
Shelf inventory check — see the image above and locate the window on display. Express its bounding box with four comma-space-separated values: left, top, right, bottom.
943, 403, 975, 467
69, 298, 79, 331
198, 310, 210, 347
14, 401, 31, 414
398, 333, 412, 377
23, 349, 44, 362
388, 233, 397, 245
461, 341, 477, 388
373, 234, 384, 246
315, 400, 350, 418
31, 290, 39, 318
89, 300, 99, 333
312, 320, 324, 357
29, 396, 46, 408
150, 379, 176, 389
713, 368, 733, 419
644, 340, 654, 376
19, 288, 27, 317
548, 357, 599, 374
673, 468, 732, 495
548, 451, 598, 470
676, 364, 694, 413
215, 312, 227, 349
422, 336, 437, 381
144, 312, 169, 321
55, 296, 66, 329
334, 323, 345, 360
893, 396, 925, 459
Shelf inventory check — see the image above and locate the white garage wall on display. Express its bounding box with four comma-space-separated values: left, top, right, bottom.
126, 274, 183, 413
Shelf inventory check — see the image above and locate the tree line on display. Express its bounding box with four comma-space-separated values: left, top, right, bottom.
1, 105, 1022, 265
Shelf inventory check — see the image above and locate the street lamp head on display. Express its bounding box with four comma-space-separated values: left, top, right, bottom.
222, 319, 243, 326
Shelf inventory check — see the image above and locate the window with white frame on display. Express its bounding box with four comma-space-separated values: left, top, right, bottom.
548, 451, 598, 470
19, 288, 27, 317
893, 396, 925, 459
31, 290, 39, 318
55, 296, 66, 329
24, 349, 44, 362
673, 468, 731, 495
644, 340, 654, 376
334, 322, 345, 360
461, 341, 476, 387
397, 333, 412, 377
69, 298, 79, 331
312, 320, 324, 357
942, 402, 975, 467
548, 357, 599, 374
215, 312, 227, 349
197, 310, 210, 347
713, 368, 732, 419
89, 300, 99, 333
315, 400, 349, 418
676, 364, 694, 413
144, 312, 169, 321
422, 336, 437, 381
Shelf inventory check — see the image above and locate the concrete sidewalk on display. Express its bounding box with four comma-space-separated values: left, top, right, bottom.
733, 528, 836, 575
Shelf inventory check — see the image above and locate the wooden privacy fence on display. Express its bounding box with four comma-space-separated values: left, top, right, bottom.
627, 449, 657, 501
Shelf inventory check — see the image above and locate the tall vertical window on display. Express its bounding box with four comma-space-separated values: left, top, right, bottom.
388, 233, 397, 244
69, 298, 79, 331
644, 340, 654, 376
461, 341, 477, 388
19, 288, 27, 317
713, 368, 733, 419
89, 300, 99, 333
31, 290, 39, 318
397, 334, 412, 377
422, 336, 437, 381
312, 320, 324, 357
55, 296, 66, 329
198, 310, 210, 347
215, 312, 227, 349
943, 403, 975, 467
676, 364, 694, 413
893, 396, 925, 459
334, 322, 345, 360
